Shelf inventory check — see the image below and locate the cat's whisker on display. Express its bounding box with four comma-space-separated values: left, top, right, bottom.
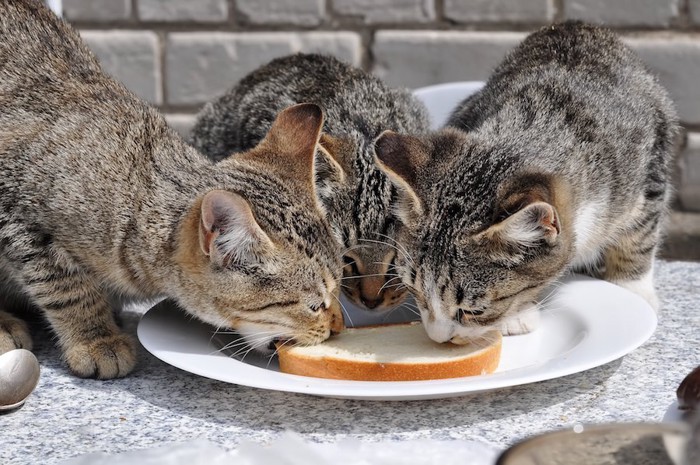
228, 332, 282, 359
332, 292, 354, 328
265, 337, 295, 369
214, 330, 286, 357
372, 261, 403, 268
400, 304, 422, 317
370, 232, 415, 266
380, 305, 406, 322
341, 244, 369, 256
215, 336, 257, 353
340, 272, 399, 280
358, 238, 414, 267
378, 275, 404, 294
537, 279, 565, 307
228, 343, 256, 360
238, 345, 260, 364
208, 324, 224, 346
396, 282, 419, 295
218, 336, 271, 356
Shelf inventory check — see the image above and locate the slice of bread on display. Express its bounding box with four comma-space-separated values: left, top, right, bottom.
277, 322, 502, 381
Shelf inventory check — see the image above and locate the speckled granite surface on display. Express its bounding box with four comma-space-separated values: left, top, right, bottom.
1, 260, 698, 464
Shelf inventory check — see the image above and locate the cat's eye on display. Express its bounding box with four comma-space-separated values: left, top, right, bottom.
310, 303, 327, 313
342, 255, 360, 276
387, 252, 398, 270
456, 308, 485, 322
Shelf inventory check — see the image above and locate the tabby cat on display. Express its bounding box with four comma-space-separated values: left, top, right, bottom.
190, 54, 430, 311
373, 22, 678, 343
0, 0, 343, 379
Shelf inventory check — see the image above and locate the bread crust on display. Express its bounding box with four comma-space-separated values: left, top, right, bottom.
277, 324, 502, 381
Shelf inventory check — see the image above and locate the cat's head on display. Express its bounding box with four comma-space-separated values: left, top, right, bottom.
175, 104, 344, 351
373, 129, 573, 343
314, 133, 408, 312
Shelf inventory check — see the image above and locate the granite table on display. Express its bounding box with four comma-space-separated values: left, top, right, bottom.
2, 260, 699, 464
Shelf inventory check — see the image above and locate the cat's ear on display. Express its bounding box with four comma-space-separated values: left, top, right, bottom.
257, 102, 325, 179
237, 103, 331, 210
313, 136, 347, 213
474, 202, 561, 265
373, 130, 427, 226
199, 190, 274, 267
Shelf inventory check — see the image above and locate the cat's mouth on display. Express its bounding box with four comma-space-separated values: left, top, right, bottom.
268, 338, 283, 351
268, 336, 297, 353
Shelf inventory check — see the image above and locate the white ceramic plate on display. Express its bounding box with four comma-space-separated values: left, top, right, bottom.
137, 274, 657, 400
412, 81, 485, 129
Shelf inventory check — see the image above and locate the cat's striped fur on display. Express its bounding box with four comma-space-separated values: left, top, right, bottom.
0, 0, 343, 378
190, 54, 430, 311
374, 22, 678, 343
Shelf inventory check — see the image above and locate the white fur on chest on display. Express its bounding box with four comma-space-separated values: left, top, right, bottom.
570, 201, 604, 269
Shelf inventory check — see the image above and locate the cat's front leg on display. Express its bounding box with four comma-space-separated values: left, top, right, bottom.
603, 231, 660, 311
610, 269, 659, 311
21, 254, 136, 378
0, 310, 33, 353
500, 303, 540, 336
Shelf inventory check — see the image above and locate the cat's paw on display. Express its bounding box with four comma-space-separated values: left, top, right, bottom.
499, 306, 540, 336
64, 333, 136, 379
0, 312, 33, 353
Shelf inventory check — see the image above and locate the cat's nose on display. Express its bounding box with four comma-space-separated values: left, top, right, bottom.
359, 276, 385, 310
360, 296, 381, 309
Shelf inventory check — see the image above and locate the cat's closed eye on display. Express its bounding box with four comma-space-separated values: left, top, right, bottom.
309, 303, 326, 313
455, 308, 485, 323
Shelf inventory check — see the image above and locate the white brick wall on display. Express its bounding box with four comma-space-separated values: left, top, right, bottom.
373, 31, 524, 88
563, 0, 681, 27
236, 0, 326, 26
166, 32, 362, 105
81, 31, 162, 105
444, 0, 553, 24
164, 114, 197, 137
60, 0, 700, 245
691, 0, 700, 24
624, 35, 700, 125
679, 133, 700, 212
63, 0, 131, 21
137, 0, 228, 22
332, 0, 435, 24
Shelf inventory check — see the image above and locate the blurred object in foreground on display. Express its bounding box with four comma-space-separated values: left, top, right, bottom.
497, 423, 690, 465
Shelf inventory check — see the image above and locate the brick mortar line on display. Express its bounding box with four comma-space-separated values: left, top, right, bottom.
157, 30, 167, 109
72, 22, 700, 34
70, 22, 536, 31
227, 0, 237, 27
677, 0, 692, 28
358, 29, 373, 71
434, 0, 445, 21
129, 0, 137, 22
552, 0, 564, 22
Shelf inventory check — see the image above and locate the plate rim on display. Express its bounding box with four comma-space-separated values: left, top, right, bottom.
137, 275, 657, 400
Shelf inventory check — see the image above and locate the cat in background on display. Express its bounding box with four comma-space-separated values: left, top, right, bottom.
373, 22, 678, 344
190, 54, 430, 311
0, 0, 343, 379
